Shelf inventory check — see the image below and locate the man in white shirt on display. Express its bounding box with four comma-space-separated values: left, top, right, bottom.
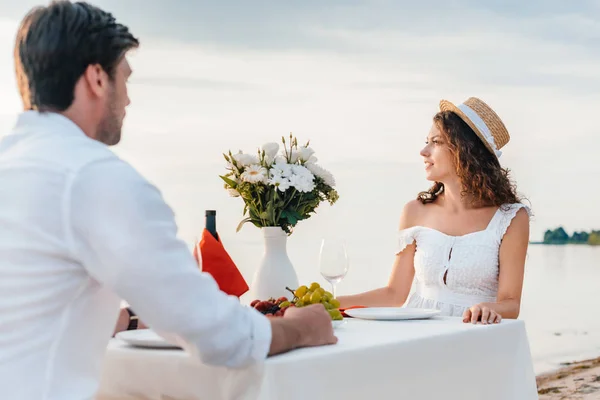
0, 2, 336, 399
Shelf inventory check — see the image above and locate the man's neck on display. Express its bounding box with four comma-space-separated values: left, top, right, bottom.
60, 108, 97, 140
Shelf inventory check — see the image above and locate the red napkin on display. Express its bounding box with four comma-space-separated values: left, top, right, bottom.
193, 229, 249, 298
339, 305, 367, 318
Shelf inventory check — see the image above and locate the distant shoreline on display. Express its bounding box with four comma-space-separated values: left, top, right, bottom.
541, 228, 600, 246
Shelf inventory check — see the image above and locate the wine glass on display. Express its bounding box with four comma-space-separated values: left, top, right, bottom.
318, 238, 349, 299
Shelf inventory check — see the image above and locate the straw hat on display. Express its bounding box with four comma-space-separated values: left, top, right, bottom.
439, 97, 509, 158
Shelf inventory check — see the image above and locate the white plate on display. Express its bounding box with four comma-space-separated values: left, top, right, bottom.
117, 321, 347, 349
344, 307, 440, 321
116, 329, 181, 349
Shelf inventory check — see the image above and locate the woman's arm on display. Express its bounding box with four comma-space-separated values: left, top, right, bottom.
463, 208, 530, 323
337, 200, 421, 308
337, 246, 415, 308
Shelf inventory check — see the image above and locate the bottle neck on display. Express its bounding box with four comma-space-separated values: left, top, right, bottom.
205, 213, 217, 240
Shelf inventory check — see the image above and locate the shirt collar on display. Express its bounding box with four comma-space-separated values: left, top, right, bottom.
10, 110, 88, 138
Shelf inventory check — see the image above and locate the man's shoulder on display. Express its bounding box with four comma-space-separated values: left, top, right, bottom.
1, 126, 119, 173
74, 151, 155, 197
52, 134, 120, 172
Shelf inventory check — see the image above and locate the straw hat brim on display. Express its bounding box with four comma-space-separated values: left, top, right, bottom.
439, 99, 496, 156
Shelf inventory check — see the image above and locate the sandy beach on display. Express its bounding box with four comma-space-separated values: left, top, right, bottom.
537, 358, 600, 399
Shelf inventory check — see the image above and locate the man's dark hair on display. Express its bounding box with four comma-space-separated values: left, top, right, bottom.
14, 1, 139, 111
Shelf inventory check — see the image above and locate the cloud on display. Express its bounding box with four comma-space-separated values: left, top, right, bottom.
3, 1, 599, 101
100, 1, 600, 52
4, 1, 598, 51
131, 76, 257, 91
75, 0, 598, 97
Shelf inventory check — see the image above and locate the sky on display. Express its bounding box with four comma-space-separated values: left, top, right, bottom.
0, 0, 599, 243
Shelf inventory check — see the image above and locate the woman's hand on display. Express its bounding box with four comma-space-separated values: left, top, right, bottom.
463, 303, 502, 324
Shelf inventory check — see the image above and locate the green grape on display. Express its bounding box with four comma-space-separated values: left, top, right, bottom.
310, 291, 322, 304
329, 298, 340, 308
295, 285, 308, 298
328, 309, 343, 320
324, 291, 333, 298
309, 282, 320, 291
302, 293, 312, 303
322, 301, 334, 310
295, 300, 305, 307
279, 301, 291, 308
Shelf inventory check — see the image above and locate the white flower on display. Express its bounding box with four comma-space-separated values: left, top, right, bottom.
288, 173, 315, 193
264, 155, 276, 166
268, 174, 291, 192
291, 164, 313, 179
240, 165, 268, 183
261, 143, 279, 166
261, 142, 279, 159
286, 165, 315, 193
298, 146, 315, 162
288, 149, 300, 163
306, 163, 336, 187
233, 151, 259, 167
271, 159, 293, 178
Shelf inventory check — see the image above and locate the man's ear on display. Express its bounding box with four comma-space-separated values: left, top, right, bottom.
82, 64, 108, 98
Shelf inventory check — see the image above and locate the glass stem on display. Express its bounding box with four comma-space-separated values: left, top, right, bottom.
331, 282, 337, 299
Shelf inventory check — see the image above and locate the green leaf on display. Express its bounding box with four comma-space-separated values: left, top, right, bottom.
281, 208, 303, 226
289, 209, 303, 220
220, 175, 237, 188
236, 217, 252, 232
266, 199, 276, 224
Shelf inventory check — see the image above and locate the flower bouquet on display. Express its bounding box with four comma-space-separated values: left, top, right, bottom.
221, 134, 338, 235
220, 134, 339, 299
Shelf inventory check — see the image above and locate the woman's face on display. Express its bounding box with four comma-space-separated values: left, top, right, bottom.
420, 122, 456, 182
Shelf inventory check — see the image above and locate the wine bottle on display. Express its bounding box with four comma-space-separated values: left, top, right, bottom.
205, 210, 218, 240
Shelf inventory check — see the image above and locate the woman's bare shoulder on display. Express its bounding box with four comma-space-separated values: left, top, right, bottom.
399, 199, 431, 229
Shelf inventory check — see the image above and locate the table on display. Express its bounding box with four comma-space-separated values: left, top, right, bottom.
97, 317, 538, 400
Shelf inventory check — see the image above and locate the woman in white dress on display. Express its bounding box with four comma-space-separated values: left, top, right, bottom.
338, 97, 530, 324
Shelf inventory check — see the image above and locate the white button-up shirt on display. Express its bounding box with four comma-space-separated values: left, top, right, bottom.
0, 111, 271, 400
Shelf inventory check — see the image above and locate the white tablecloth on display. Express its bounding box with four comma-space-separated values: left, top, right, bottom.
97, 317, 538, 400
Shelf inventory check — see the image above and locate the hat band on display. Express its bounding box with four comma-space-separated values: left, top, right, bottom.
457, 104, 502, 158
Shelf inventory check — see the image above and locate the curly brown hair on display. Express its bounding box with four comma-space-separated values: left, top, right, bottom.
417, 110, 522, 208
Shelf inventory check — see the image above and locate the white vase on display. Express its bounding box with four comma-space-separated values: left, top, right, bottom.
250, 227, 299, 300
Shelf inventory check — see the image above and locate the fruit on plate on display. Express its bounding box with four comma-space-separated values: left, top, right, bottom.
285, 283, 343, 321
250, 296, 294, 317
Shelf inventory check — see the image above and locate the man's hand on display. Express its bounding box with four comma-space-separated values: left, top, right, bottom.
268, 304, 337, 356
283, 304, 338, 347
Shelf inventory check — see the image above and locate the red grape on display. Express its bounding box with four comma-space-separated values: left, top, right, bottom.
254, 301, 271, 313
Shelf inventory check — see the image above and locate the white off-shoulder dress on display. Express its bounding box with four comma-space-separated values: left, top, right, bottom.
398, 203, 531, 317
